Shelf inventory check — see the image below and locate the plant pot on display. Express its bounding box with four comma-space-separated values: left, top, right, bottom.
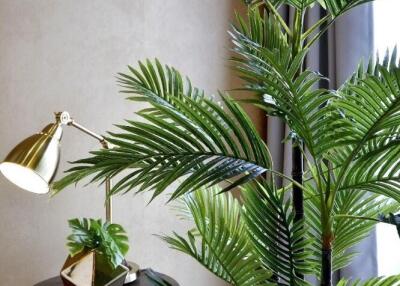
60, 250, 128, 286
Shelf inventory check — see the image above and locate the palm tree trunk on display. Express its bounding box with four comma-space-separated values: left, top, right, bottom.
321, 216, 334, 286
292, 144, 304, 281
292, 145, 304, 223
321, 247, 332, 286
292, 8, 305, 280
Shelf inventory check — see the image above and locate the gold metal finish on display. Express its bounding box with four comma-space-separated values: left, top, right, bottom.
0, 123, 62, 194
0, 111, 113, 222
105, 175, 113, 223
55, 111, 113, 222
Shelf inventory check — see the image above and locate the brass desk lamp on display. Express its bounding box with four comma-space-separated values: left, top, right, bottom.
0, 111, 138, 284
0, 111, 113, 221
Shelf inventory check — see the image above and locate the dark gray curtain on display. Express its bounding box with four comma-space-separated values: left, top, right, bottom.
267, 3, 375, 283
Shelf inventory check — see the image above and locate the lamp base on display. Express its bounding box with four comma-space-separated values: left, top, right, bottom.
124, 261, 140, 284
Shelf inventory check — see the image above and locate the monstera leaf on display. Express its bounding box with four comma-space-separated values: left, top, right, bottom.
67, 218, 129, 269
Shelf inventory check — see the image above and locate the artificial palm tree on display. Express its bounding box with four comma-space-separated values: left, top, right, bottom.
53, 0, 400, 285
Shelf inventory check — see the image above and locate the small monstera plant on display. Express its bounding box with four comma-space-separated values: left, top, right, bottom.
53, 0, 400, 285
66, 218, 129, 270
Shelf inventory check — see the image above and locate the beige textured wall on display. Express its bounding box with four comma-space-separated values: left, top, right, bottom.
0, 1, 241, 285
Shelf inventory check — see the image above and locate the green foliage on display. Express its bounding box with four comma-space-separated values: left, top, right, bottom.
244, 0, 373, 17
67, 218, 129, 269
232, 10, 335, 157
241, 0, 373, 18
337, 276, 400, 286
52, 0, 400, 285
161, 186, 273, 286
52, 60, 271, 201
305, 183, 400, 275
329, 61, 400, 202
242, 182, 315, 285
232, 7, 289, 53
323, 0, 374, 17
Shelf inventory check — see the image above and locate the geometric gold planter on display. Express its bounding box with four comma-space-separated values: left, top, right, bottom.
60, 251, 128, 286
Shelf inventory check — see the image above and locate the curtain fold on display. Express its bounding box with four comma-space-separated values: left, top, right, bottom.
266, 3, 375, 282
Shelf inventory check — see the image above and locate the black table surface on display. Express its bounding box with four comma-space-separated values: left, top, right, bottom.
34, 270, 179, 286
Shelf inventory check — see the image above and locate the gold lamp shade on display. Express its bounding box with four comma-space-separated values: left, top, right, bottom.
0, 123, 63, 194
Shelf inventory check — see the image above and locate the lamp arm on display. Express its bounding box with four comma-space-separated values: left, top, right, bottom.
55, 111, 113, 222
68, 121, 109, 148
55, 111, 109, 148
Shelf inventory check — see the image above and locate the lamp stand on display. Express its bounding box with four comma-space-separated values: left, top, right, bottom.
56, 111, 113, 222
56, 111, 138, 284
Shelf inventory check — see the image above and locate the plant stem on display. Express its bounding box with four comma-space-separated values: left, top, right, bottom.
321, 203, 333, 286
333, 214, 380, 223
291, 7, 305, 221
292, 9, 305, 57
263, 0, 292, 38
292, 146, 304, 223
292, 7, 305, 281
291, 6, 305, 217
321, 247, 332, 286
301, 14, 330, 41
305, 18, 335, 50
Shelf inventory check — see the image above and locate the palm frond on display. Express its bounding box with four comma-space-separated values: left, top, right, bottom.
332, 192, 399, 270
345, 48, 399, 85
338, 144, 400, 201
323, 0, 374, 18
52, 60, 272, 201
242, 181, 315, 286
329, 52, 400, 201
241, 0, 286, 8
160, 186, 273, 286
337, 276, 400, 286
305, 182, 400, 274
232, 19, 335, 158
286, 0, 319, 10
117, 58, 205, 108
240, 0, 373, 19
233, 8, 289, 54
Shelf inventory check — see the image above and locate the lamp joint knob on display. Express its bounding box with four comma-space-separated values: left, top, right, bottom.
55, 111, 72, 125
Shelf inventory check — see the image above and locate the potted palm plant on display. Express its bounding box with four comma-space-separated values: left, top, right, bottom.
53, 0, 400, 285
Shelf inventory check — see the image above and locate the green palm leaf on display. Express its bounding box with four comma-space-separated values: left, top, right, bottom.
233, 8, 289, 54
240, 0, 373, 18
242, 181, 315, 286
287, 0, 319, 10
305, 182, 400, 274
241, 0, 286, 8
323, 0, 374, 17
160, 186, 273, 286
333, 192, 399, 270
337, 276, 400, 286
329, 53, 400, 201
117, 58, 205, 108
52, 60, 272, 200
232, 19, 335, 158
